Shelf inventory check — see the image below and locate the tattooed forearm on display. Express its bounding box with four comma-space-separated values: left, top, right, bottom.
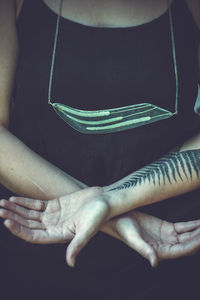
110, 149, 200, 191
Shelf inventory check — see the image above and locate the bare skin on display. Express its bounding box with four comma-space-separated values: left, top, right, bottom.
0, 0, 200, 269
42, 0, 172, 28
17, 0, 200, 29
1, 192, 200, 267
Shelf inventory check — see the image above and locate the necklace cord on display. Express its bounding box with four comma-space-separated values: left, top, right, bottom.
169, 7, 179, 114
48, 0, 63, 104
48, 1, 179, 115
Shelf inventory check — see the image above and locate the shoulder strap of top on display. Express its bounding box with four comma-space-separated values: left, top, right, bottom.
17, 0, 43, 26
172, 0, 200, 38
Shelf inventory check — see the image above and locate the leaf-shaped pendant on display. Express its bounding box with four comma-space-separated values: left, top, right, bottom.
51, 102, 176, 134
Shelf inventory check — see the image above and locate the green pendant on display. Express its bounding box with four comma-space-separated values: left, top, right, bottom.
52, 102, 175, 134
47, 5, 179, 135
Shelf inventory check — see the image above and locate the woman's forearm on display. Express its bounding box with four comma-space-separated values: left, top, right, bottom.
0, 128, 126, 241
104, 133, 200, 219
0, 126, 87, 200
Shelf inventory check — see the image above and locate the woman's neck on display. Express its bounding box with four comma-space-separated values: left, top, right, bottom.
43, 0, 172, 28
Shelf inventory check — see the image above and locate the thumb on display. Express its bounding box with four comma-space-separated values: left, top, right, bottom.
147, 247, 158, 267
65, 230, 95, 267
139, 241, 158, 267
127, 235, 158, 267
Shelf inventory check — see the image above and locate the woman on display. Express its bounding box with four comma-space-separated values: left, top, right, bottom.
0, 0, 200, 299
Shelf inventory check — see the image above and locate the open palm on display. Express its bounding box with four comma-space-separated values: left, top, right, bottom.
0, 187, 110, 266
105, 211, 200, 267
0, 196, 77, 244
1, 191, 200, 267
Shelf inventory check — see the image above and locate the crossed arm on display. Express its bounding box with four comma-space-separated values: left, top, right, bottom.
1, 131, 200, 267
1, 0, 200, 269
104, 134, 200, 218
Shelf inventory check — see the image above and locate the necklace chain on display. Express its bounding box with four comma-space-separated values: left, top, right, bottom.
48, 0, 178, 114
169, 6, 178, 114
48, 0, 63, 104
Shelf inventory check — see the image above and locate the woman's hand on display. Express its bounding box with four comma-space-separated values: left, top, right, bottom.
1, 189, 200, 268
0, 187, 110, 267
103, 211, 200, 267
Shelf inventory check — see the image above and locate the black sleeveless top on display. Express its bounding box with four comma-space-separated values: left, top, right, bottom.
10, 0, 199, 188
1, 1, 200, 294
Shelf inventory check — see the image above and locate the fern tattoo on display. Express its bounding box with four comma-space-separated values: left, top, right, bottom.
110, 149, 200, 191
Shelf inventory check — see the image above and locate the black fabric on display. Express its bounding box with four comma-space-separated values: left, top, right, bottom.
11, 0, 200, 187
1, 0, 200, 299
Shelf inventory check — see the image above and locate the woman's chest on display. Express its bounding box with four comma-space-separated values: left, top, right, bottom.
15, 0, 199, 117
21, 0, 173, 27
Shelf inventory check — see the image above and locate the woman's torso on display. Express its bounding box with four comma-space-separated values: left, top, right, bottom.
1, 0, 200, 291
12, 0, 200, 188
17, 0, 173, 27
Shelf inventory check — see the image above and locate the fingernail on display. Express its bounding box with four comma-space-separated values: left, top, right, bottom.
70, 259, 76, 268
150, 257, 155, 267
4, 220, 11, 227
71, 263, 75, 268
9, 197, 16, 202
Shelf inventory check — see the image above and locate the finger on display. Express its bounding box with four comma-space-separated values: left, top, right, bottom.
160, 235, 200, 260
126, 234, 158, 267
176, 238, 200, 258
9, 197, 47, 211
3, 219, 48, 244
183, 236, 200, 256
0, 209, 45, 229
178, 228, 200, 243
0, 200, 42, 221
115, 218, 158, 267
175, 220, 200, 233
66, 231, 96, 267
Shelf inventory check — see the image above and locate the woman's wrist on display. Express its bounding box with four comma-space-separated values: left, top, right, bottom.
102, 145, 200, 219
101, 188, 131, 220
